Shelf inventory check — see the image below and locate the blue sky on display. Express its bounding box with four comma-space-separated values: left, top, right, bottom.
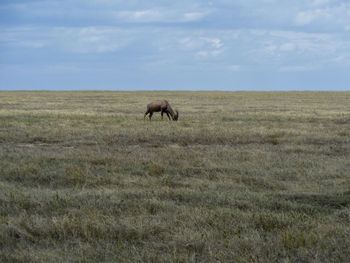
1, 0, 350, 90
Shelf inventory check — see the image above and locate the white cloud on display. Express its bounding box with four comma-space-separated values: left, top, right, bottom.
263, 41, 278, 54
295, 3, 350, 27
184, 12, 208, 21
243, 27, 350, 73
196, 49, 223, 58
45, 64, 85, 72
279, 65, 320, 72
196, 51, 209, 57
250, 30, 267, 36
56, 27, 131, 53
280, 43, 296, 52
200, 37, 224, 49
295, 12, 315, 26
0, 26, 134, 54
17, 41, 46, 48
179, 37, 222, 49
178, 38, 196, 49
264, 30, 335, 55
115, 10, 161, 22
228, 65, 241, 71
295, 9, 331, 26
177, 36, 224, 59
114, 9, 209, 23
0, 27, 48, 49
332, 56, 344, 62
312, 0, 331, 6
269, 30, 330, 41
2, 23, 350, 76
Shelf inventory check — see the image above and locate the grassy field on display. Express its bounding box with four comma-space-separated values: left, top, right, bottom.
0, 91, 350, 262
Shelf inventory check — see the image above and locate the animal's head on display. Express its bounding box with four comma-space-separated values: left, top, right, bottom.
173, 110, 179, 121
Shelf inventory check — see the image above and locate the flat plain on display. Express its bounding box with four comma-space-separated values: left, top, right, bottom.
1, 91, 350, 262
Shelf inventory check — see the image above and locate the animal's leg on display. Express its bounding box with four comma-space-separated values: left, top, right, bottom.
166, 111, 171, 120
161, 105, 168, 121
149, 112, 153, 121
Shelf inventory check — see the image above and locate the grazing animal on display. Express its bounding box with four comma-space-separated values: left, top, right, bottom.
144, 100, 179, 121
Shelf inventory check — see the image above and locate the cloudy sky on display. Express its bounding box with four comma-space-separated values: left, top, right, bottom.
1, 0, 350, 90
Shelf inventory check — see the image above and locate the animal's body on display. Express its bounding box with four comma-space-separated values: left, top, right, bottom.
144, 100, 179, 121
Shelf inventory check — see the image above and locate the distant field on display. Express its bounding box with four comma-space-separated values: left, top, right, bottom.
1, 91, 350, 262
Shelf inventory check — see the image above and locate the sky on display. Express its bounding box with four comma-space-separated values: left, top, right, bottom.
1, 0, 350, 91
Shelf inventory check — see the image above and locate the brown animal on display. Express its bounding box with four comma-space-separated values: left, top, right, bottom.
144, 100, 179, 121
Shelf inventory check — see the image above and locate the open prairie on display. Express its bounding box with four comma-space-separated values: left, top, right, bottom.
1, 91, 350, 262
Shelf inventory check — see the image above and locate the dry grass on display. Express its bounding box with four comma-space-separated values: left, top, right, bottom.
1, 91, 350, 262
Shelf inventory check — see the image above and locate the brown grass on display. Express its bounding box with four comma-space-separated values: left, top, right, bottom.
1, 91, 350, 262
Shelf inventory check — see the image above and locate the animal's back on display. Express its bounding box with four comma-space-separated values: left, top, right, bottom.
147, 100, 165, 112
